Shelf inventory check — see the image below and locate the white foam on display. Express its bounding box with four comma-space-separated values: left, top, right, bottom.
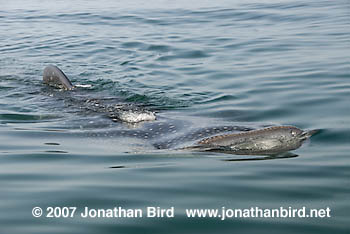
117, 110, 156, 123
75, 84, 93, 88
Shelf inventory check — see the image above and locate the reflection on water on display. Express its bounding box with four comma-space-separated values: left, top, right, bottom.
222, 152, 299, 162
0, 0, 349, 233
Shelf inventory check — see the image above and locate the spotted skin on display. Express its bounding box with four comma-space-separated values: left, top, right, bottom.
193, 126, 316, 155
43, 66, 155, 123
153, 125, 253, 149
43, 66, 317, 155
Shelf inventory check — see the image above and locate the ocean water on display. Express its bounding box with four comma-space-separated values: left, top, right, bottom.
0, 0, 349, 233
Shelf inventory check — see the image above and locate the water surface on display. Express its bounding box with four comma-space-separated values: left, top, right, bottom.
0, 0, 349, 233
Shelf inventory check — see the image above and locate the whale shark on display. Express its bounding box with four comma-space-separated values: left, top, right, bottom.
43, 65, 156, 123
186, 126, 318, 155
43, 65, 317, 155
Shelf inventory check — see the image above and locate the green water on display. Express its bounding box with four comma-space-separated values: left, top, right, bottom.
0, 0, 349, 233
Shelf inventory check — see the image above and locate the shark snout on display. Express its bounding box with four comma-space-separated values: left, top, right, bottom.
299, 129, 319, 140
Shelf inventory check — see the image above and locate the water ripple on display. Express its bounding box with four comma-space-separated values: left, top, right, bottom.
0, 1, 349, 233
